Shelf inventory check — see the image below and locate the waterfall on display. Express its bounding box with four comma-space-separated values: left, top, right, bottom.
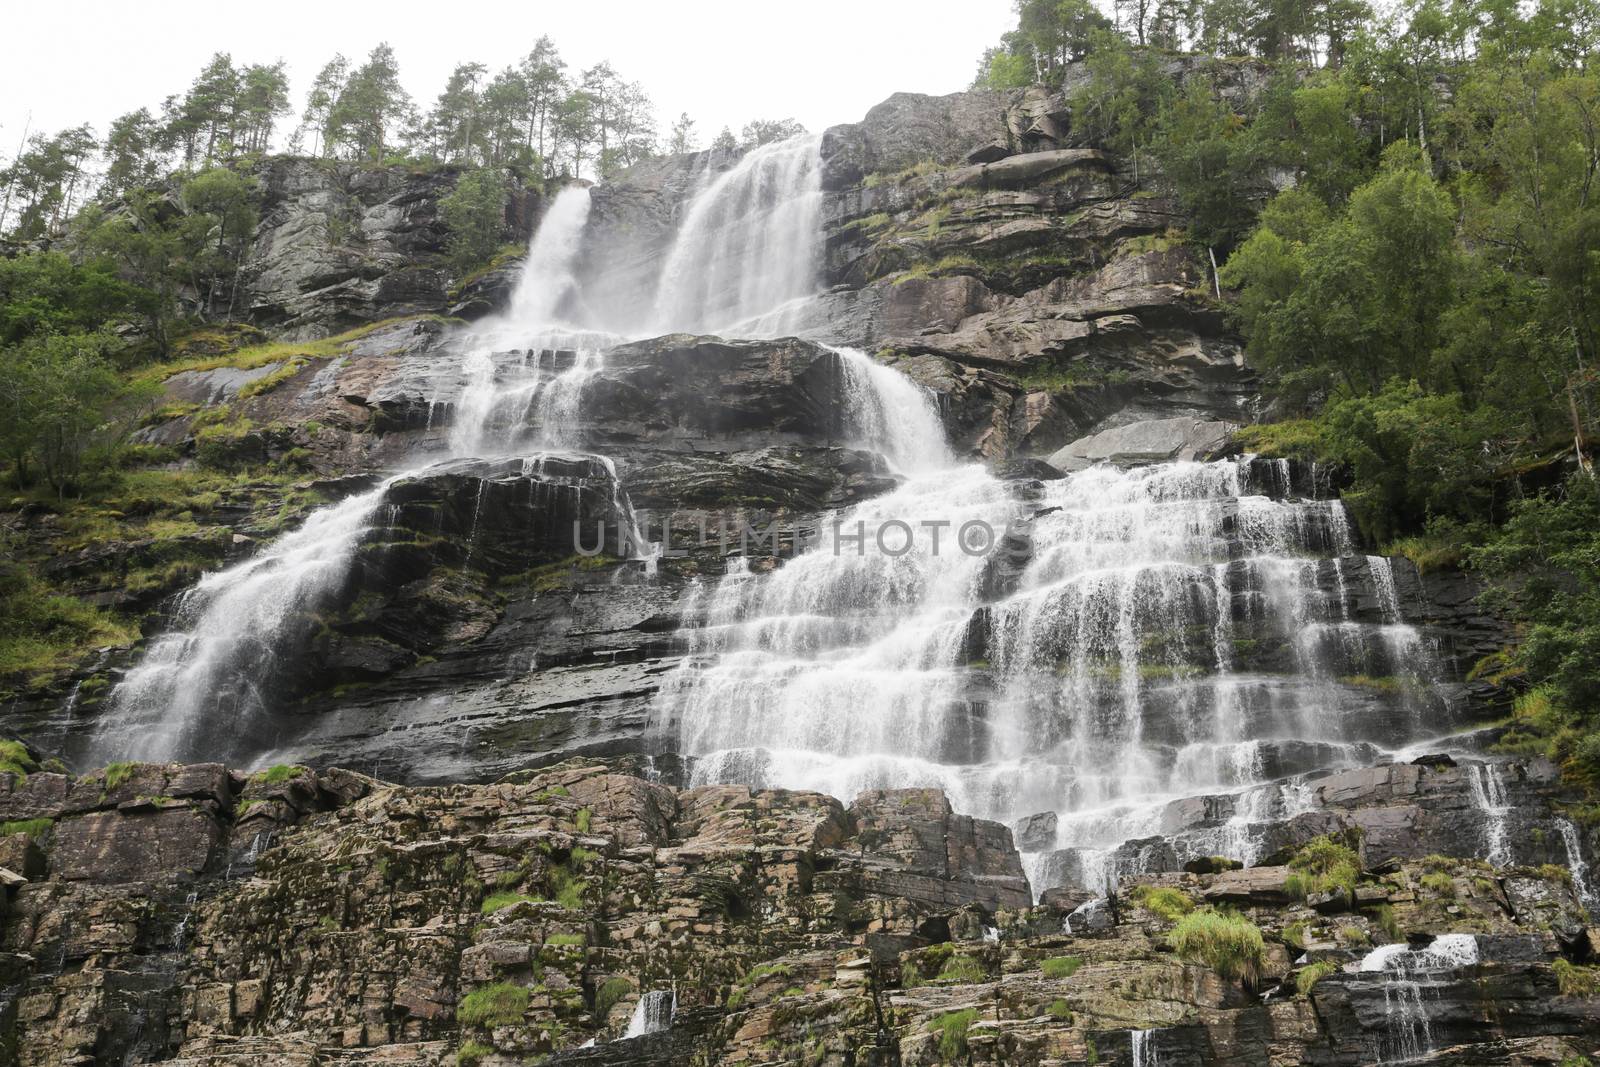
1358, 935, 1478, 1064
1558, 818, 1599, 912
1465, 763, 1512, 867
1130, 1029, 1161, 1067
833, 345, 952, 474
622, 990, 674, 1039
665, 458, 1453, 888
650, 135, 823, 337
87, 477, 399, 764
89, 185, 631, 765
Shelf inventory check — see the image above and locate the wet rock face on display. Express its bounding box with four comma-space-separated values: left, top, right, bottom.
0, 760, 1594, 1066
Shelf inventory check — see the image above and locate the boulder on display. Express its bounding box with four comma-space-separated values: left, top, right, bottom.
1048, 416, 1238, 471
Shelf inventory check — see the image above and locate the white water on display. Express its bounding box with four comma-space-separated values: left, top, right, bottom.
1130, 1029, 1161, 1067
650, 135, 823, 337
622, 990, 675, 1039
1465, 763, 1513, 867
666, 456, 1453, 889
1359, 935, 1479, 1063
91, 136, 934, 767
88, 478, 399, 763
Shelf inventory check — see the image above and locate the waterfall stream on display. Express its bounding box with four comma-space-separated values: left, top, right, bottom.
88, 134, 1475, 900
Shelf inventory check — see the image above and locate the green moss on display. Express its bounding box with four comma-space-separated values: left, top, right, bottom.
0, 818, 52, 837
252, 764, 303, 784
1040, 955, 1082, 979
456, 1039, 493, 1067
480, 892, 539, 915
1420, 871, 1457, 897
930, 1008, 978, 1062
1169, 909, 1266, 983
138, 315, 456, 386
1295, 959, 1338, 995
546, 932, 585, 947
1046, 998, 1072, 1020
457, 982, 529, 1028
1375, 905, 1402, 941
574, 807, 592, 833
1131, 885, 1195, 921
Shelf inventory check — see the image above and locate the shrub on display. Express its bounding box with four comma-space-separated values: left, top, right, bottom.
1132, 885, 1195, 921
931, 1008, 978, 1061
1295, 959, 1338, 995
1169, 910, 1266, 983
1046, 998, 1072, 1020
457, 982, 529, 1028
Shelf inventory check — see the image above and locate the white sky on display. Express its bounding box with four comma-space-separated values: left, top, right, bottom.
0, 0, 1018, 158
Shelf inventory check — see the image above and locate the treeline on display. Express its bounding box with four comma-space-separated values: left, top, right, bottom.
0, 38, 808, 243
978, 0, 1600, 790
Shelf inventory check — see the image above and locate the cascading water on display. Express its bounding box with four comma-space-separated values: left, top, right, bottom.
663, 457, 1454, 891
1358, 935, 1479, 1063
650, 135, 823, 337
621, 990, 675, 1039
1465, 762, 1512, 867
89, 134, 923, 768
87, 477, 399, 763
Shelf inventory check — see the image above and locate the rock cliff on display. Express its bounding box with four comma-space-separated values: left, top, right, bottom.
0, 758, 1595, 1065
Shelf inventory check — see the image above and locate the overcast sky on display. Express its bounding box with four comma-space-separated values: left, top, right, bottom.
0, 0, 1017, 160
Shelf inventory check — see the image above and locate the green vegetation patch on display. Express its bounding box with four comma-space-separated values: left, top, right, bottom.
1169, 909, 1266, 983
457, 982, 530, 1028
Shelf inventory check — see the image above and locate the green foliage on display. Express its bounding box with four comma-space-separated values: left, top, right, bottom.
457, 982, 529, 1028
930, 1008, 979, 1062
546, 932, 585, 947
1169, 909, 1266, 983
103, 761, 140, 790
441, 168, 510, 273
1553, 959, 1600, 997
936, 954, 986, 983
1046, 998, 1072, 1020
1285, 834, 1361, 903
1040, 955, 1083, 979
456, 1040, 493, 1067
480, 892, 538, 915
252, 764, 303, 784
0, 818, 52, 837
1131, 885, 1196, 921
1420, 871, 1458, 897
1295, 960, 1338, 995
574, 807, 592, 833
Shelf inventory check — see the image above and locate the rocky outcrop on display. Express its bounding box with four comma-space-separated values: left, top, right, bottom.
0, 759, 1593, 1066
241, 158, 538, 340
